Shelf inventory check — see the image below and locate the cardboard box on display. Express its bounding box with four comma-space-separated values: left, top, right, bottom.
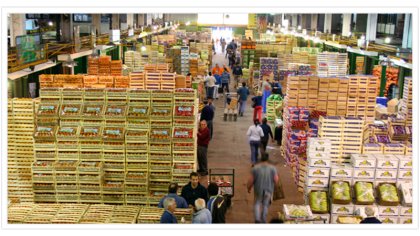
375, 169, 398, 180
379, 216, 399, 224
396, 155, 412, 170
398, 216, 413, 224
376, 154, 399, 169
353, 168, 376, 179
331, 203, 355, 215
399, 206, 413, 216
306, 167, 330, 178
377, 205, 400, 216
397, 169, 412, 180
330, 164, 353, 178
354, 204, 379, 218
307, 157, 331, 168
351, 154, 377, 168
305, 176, 329, 188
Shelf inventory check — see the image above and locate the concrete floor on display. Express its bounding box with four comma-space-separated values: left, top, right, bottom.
197, 50, 304, 223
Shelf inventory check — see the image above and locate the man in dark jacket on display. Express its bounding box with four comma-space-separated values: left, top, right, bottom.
158, 183, 188, 208
181, 172, 209, 207
207, 182, 228, 223
200, 100, 214, 139
259, 117, 274, 156
232, 63, 243, 89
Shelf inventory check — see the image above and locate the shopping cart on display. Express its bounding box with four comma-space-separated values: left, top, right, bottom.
209, 168, 235, 208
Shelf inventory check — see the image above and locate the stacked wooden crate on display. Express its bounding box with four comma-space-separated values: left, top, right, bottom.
87, 56, 99, 75
98, 56, 112, 76
307, 76, 319, 111
316, 78, 329, 112
318, 116, 344, 162
129, 72, 145, 89
160, 73, 176, 90
172, 89, 198, 187
399, 77, 412, 126
346, 75, 379, 120
110, 60, 123, 76
8, 98, 35, 203
316, 52, 348, 77
337, 78, 349, 116
355, 56, 365, 74
181, 46, 190, 75
145, 72, 161, 90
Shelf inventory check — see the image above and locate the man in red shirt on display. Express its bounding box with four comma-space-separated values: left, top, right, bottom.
197, 120, 211, 176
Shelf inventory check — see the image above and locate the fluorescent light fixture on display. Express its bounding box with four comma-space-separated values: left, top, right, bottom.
385, 37, 391, 44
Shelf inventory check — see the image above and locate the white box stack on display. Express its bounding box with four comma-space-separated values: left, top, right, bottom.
351, 154, 376, 183
374, 154, 399, 187
180, 46, 190, 75
304, 138, 331, 197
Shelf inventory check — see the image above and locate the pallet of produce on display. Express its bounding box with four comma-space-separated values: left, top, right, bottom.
383, 143, 405, 155
308, 190, 329, 214
377, 183, 400, 206
354, 181, 375, 205
79, 205, 114, 223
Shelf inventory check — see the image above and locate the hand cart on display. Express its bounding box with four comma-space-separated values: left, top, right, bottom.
208, 168, 235, 207
223, 92, 238, 122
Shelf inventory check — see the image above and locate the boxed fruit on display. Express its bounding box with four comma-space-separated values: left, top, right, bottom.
56, 126, 79, 140
102, 127, 125, 140
79, 127, 102, 140
105, 105, 127, 119
82, 104, 105, 117
398, 217, 413, 224
375, 169, 397, 180
397, 169, 412, 180
353, 168, 375, 179
330, 203, 354, 215
283, 204, 313, 220
330, 164, 353, 178
399, 206, 412, 216
306, 167, 330, 178
306, 176, 329, 188
396, 155, 412, 170
376, 154, 399, 169
311, 214, 330, 224
334, 215, 363, 224
354, 181, 375, 205
308, 190, 329, 214
378, 216, 399, 224
34, 126, 57, 140
37, 103, 59, 117
59, 104, 82, 118
351, 154, 376, 168
127, 105, 149, 118
172, 127, 194, 142
377, 205, 399, 216
378, 183, 400, 206
330, 181, 351, 204
307, 156, 331, 168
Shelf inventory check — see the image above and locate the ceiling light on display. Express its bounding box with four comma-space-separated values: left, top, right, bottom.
360, 35, 365, 40
48, 21, 53, 26
298, 25, 302, 30
385, 37, 391, 44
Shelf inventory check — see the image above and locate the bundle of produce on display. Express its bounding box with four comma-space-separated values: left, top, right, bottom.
354, 182, 375, 205
309, 191, 328, 214
331, 181, 351, 204
283, 204, 313, 220
378, 183, 399, 206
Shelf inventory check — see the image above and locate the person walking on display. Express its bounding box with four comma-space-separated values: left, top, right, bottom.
246, 119, 265, 166
204, 72, 217, 99
247, 153, 279, 223
237, 82, 250, 117
158, 183, 188, 209
259, 118, 274, 156
160, 197, 178, 223
221, 38, 226, 53
274, 121, 283, 146
197, 120, 211, 176
262, 79, 272, 114
360, 207, 382, 224
181, 172, 209, 207
232, 62, 243, 88
200, 100, 214, 140
192, 198, 212, 224
212, 63, 223, 77
207, 182, 228, 223
221, 68, 230, 94
251, 92, 263, 123
212, 39, 216, 55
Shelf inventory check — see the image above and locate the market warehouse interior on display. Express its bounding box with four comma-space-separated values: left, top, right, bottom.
5, 12, 414, 225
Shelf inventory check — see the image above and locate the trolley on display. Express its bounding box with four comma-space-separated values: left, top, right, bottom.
223, 92, 238, 121
209, 168, 235, 208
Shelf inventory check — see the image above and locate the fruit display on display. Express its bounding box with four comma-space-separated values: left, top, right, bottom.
37, 104, 59, 117
150, 106, 172, 117
372, 65, 399, 97
172, 127, 194, 140
150, 128, 171, 140
309, 191, 328, 213
331, 181, 351, 204
127, 105, 149, 118
60, 104, 82, 117
103, 127, 125, 140
34, 126, 57, 139
283, 204, 313, 219
54, 161, 79, 171
355, 182, 375, 204
174, 105, 194, 117
82, 104, 104, 117
336, 215, 363, 224
56, 126, 79, 138
79, 127, 102, 139
78, 161, 102, 172
378, 183, 399, 205
105, 105, 127, 118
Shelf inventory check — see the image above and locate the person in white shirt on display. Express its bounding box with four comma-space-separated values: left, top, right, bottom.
204, 72, 217, 99
246, 119, 265, 166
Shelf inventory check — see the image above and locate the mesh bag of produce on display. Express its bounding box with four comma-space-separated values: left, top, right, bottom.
331, 181, 351, 204
309, 191, 328, 214
354, 182, 375, 205
378, 183, 400, 206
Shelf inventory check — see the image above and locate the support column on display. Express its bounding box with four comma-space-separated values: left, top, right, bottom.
127, 14, 134, 29
402, 14, 412, 49
311, 14, 318, 31
324, 13, 332, 33
92, 14, 101, 35
10, 14, 26, 47
111, 14, 120, 30
342, 14, 352, 37
60, 14, 73, 43
366, 13, 378, 42
292, 14, 298, 27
